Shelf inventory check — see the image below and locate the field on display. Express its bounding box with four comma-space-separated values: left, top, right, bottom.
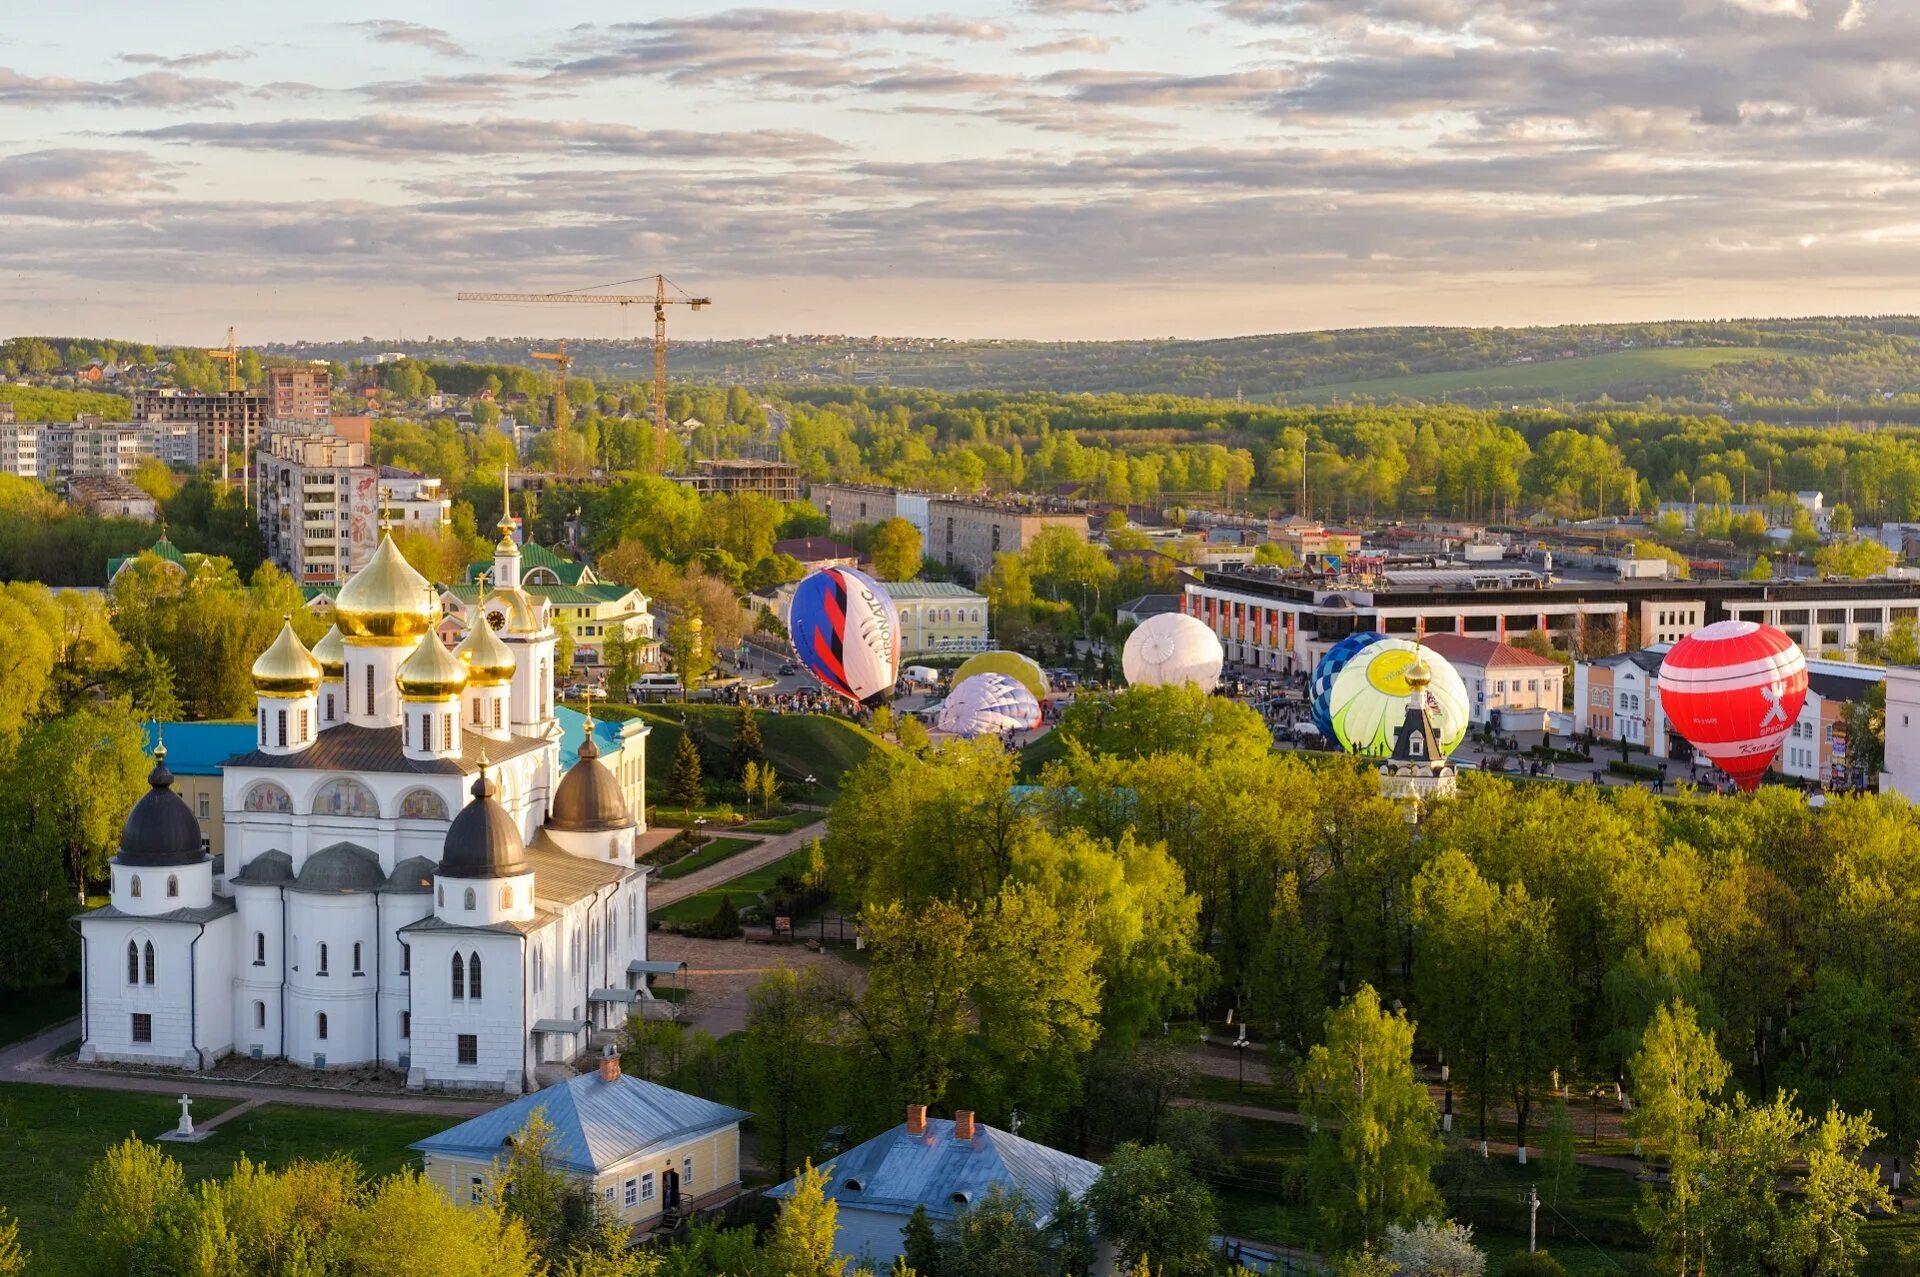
0, 1084, 453, 1271
1283, 346, 1780, 404
657, 835, 759, 880
0, 386, 130, 422
633, 705, 890, 804
653, 848, 812, 925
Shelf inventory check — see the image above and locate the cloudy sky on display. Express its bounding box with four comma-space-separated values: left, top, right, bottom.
4, 0, 1918, 342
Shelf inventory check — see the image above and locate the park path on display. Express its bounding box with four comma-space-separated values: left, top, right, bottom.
647, 819, 824, 907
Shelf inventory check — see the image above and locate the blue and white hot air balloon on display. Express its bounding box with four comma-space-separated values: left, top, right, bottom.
936, 672, 1042, 737
1311, 630, 1385, 739
788, 567, 901, 706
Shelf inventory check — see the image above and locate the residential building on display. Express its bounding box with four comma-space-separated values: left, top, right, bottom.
812, 483, 931, 538
257, 433, 382, 584
1574, 648, 1665, 747
268, 365, 332, 418
772, 536, 864, 571
884, 582, 991, 656
414, 1053, 748, 1224
77, 527, 655, 1091
1882, 667, 1920, 799
379, 466, 454, 533
132, 388, 270, 470
769, 1106, 1102, 1274
928, 497, 1088, 579
669, 458, 801, 502
38, 418, 147, 479
67, 474, 158, 522
1416, 634, 1566, 727
0, 423, 37, 478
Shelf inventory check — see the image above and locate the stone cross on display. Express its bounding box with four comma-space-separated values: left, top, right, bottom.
176, 1094, 194, 1137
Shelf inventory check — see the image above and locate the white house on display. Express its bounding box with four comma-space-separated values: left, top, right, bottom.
1416, 635, 1565, 728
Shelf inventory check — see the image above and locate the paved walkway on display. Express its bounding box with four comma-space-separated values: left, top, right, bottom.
648, 819, 824, 907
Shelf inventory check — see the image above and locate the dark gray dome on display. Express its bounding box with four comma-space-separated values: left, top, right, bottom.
118, 752, 206, 868
440, 770, 527, 878
549, 732, 631, 832
293, 843, 384, 894
382, 855, 437, 894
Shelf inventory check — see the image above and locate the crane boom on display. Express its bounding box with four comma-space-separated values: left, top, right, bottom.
205, 326, 241, 496
456, 276, 710, 471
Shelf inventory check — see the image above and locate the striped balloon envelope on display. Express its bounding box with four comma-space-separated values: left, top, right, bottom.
1656, 620, 1807, 791
1327, 638, 1470, 757
788, 567, 901, 706
1311, 630, 1385, 739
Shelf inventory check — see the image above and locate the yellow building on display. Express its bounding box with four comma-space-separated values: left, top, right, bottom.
885, 582, 992, 656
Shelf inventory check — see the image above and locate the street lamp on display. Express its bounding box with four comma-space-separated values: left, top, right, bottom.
1233, 1021, 1251, 1094
804, 773, 818, 805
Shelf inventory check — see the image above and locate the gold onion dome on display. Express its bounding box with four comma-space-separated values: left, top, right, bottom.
251, 618, 323, 695
397, 632, 469, 701
456, 618, 517, 685
1406, 658, 1433, 691
334, 534, 437, 643
310, 624, 346, 679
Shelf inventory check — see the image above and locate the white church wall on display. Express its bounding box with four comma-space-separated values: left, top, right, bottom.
408, 929, 529, 1092
285, 893, 380, 1067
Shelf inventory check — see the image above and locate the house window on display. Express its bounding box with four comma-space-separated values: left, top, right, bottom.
640, 1172, 655, 1202
144, 942, 155, 985
130, 875, 141, 898
318, 943, 329, 975
167, 876, 178, 898
401, 1011, 411, 1039
126, 940, 139, 984
451, 952, 466, 999
316, 1013, 328, 1041
683, 1155, 694, 1186
352, 942, 363, 975
624, 1178, 638, 1207
197, 794, 210, 819
254, 1001, 266, 1028
254, 932, 266, 966
458, 1034, 478, 1065
469, 953, 482, 1000
131, 1013, 152, 1044
469, 1175, 484, 1204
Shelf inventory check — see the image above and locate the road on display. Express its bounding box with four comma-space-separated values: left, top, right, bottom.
648, 817, 825, 907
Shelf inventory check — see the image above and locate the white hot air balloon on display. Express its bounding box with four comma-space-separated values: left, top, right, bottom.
936, 672, 1042, 737
1122, 613, 1225, 691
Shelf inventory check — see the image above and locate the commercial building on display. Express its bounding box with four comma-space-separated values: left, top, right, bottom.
1415, 634, 1566, 727
884, 581, 991, 656
132, 387, 270, 470
670, 458, 801, 502
1186, 565, 1920, 675
267, 365, 332, 418
813, 483, 931, 537
928, 497, 1087, 579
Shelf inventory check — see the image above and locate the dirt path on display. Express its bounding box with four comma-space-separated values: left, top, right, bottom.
645, 932, 863, 1037
647, 820, 825, 908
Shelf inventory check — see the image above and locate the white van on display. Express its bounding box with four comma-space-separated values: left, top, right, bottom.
628, 673, 683, 701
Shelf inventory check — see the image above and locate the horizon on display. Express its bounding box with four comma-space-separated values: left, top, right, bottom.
9, 2, 1920, 342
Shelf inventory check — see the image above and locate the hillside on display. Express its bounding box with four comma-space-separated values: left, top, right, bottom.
602, 703, 890, 803
1280, 346, 1783, 405
0, 386, 130, 422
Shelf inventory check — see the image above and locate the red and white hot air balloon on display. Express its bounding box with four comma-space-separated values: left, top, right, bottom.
1656, 620, 1808, 791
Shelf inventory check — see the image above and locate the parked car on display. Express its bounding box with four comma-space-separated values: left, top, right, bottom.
778, 662, 801, 675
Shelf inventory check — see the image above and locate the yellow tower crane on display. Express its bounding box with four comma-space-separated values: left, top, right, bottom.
529, 343, 574, 475
456, 276, 711, 473
205, 326, 241, 496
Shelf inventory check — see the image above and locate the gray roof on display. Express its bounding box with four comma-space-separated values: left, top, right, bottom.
383, 855, 437, 894
410, 1071, 750, 1175
230, 849, 293, 886
292, 843, 385, 894
770, 1118, 1100, 1225
82, 898, 238, 925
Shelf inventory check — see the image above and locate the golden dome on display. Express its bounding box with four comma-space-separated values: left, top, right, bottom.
481, 586, 543, 635
1406, 658, 1433, 691
398, 632, 468, 702
335, 534, 437, 644
310, 624, 345, 678
456, 618, 517, 686
251, 618, 323, 695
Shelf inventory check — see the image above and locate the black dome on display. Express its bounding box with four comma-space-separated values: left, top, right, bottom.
118, 752, 206, 868
549, 732, 631, 832
440, 769, 527, 878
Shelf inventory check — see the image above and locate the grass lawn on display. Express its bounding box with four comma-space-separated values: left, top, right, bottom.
738, 810, 821, 835
635, 705, 890, 804
1018, 728, 1067, 781
0, 985, 79, 1047
0, 1084, 454, 1270
658, 836, 759, 880
654, 848, 811, 925
1281, 346, 1782, 405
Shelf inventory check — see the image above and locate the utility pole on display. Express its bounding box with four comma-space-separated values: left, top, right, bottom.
1528, 1185, 1540, 1253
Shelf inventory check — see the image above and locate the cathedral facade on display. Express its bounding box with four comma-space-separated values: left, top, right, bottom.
79, 512, 654, 1095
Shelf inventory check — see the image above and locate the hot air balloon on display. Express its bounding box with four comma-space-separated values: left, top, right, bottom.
1656, 620, 1807, 791
953, 650, 1049, 702
936, 672, 1042, 737
788, 567, 901, 706
1122, 613, 1225, 690
1311, 631, 1385, 739
1327, 639, 1470, 756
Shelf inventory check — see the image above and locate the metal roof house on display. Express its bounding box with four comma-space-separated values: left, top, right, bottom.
769, 1106, 1104, 1272
412, 1052, 750, 1230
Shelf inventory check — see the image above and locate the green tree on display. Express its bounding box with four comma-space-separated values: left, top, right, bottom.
764, 1161, 849, 1277
1085, 1143, 1218, 1277
902, 1204, 943, 1277
1815, 537, 1894, 578
945, 1185, 1057, 1277
744, 760, 781, 814
870, 517, 924, 581
734, 704, 766, 777
1251, 871, 1328, 1060
328, 1168, 539, 1277
1541, 1099, 1581, 1209
1301, 985, 1443, 1252
667, 731, 705, 812
71, 1136, 186, 1275
743, 969, 840, 1179
1629, 1000, 1730, 1275
495, 1111, 600, 1265
0, 1206, 26, 1276
667, 613, 713, 692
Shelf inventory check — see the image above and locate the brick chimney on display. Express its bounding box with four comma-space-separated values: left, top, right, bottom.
599, 1046, 621, 1083
906, 1103, 927, 1136
954, 1110, 975, 1142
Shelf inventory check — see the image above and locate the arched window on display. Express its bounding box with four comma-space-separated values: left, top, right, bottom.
398, 788, 449, 820
468, 952, 482, 1000
493, 700, 502, 730
143, 941, 155, 985
126, 940, 138, 984
451, 952, 465, 999
534, 946, 544, 993
129, 875, 142, 898
443, 714, 453, 751
166, 875, 178, 898
463, 887, 476, 911
501, 885, 513, 910
254, 931, 266, 965
254, 1001, 266, 1028
318, 943, 329, 975
316, 1012, 328, 1041
352, 942, 363, 974
312, 777, 378, 819
243, 782, 293, 813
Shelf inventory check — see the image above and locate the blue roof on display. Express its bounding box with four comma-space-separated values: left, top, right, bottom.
770, 1118, 1100, 1225
142, 722, 257, 776
555, 705, 642, 770
411, 1071, 749, 1175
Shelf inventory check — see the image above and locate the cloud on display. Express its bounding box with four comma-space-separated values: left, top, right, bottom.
1017, 34, 1119, 55
347, 20, 468, 59
355, 73, 545, 105
119, 49, 252, 69
0, 66, 239, 108
124, 114, 845, 161
0, 148, 174, 199
1026, 0, 1146, 12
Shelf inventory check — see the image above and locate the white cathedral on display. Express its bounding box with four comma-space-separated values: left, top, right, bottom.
79, 509, 656, 1094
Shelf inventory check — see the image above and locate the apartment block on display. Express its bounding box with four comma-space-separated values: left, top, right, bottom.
132, 387, 269, 469
256, 434, 381, 584
670, 458, 801, 502
927, 497, 1088, 578
0, 423, 37, 478
267, 365, 332, 418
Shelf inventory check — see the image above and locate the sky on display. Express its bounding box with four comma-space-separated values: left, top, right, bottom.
4, 0, 1920, 343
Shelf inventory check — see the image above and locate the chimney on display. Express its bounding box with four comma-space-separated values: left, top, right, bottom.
598, 1045, 621, 1083
906, 1103, 927, 1136
954, 1110, 975, 1142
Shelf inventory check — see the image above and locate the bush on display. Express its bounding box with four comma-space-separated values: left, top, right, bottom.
1501, 1252, 1569, 1277
689, 895, 741, 939
1606, 760, 1663, 781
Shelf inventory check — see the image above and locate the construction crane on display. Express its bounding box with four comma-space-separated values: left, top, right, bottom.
456, 276, 711, 471
529, 343, 573, 475
205, 327, 241, 497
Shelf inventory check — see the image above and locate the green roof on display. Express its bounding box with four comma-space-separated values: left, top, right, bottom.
107, 536, 196, 583
466, 541, 592, 586
443, 582, 643, 609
